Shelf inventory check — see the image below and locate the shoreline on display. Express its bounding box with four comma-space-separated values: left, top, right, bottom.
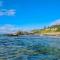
39, 33, 60, 38
0, 33, 60, 38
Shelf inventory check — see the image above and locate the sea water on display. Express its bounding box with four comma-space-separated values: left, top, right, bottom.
0, 35, 60, 60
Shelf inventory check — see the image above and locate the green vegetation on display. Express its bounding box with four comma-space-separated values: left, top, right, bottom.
32, 25, 60, 35
3, 24, 60, 36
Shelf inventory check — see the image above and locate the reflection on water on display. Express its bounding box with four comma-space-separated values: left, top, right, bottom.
0, 35, 60, 60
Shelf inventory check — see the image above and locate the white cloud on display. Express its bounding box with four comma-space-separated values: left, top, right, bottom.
0, 11, 4, 16
50, 19, 60, 25
0, 24, 21, 34
6, 9, 16, 16
0, 1, 16, 16
0, 9, 16, 16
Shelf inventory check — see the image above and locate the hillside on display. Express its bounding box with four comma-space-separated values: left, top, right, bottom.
32, 25, 60, 35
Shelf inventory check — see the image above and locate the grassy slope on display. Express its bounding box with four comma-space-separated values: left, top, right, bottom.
32, 25, 60, 35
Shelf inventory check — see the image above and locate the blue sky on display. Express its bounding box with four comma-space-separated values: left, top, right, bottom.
0, 0, 60, 32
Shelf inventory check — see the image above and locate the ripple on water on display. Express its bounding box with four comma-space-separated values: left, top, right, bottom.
0, 36, 60, 60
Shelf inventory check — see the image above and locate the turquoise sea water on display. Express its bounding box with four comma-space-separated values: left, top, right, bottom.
0, 35, 60, 60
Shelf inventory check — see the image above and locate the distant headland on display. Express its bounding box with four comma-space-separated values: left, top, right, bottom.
32, 24, 60, 36
2, 24, 60, 36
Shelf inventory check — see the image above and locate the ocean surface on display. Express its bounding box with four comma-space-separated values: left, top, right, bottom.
0, 35, 60, 60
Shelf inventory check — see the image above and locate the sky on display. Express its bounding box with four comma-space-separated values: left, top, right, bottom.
0, 0, 60, 33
